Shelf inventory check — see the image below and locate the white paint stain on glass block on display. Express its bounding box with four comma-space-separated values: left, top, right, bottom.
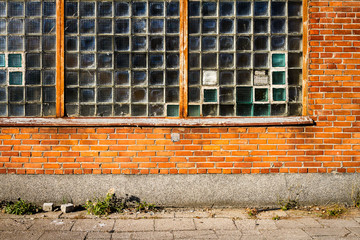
202, 70, 217, 85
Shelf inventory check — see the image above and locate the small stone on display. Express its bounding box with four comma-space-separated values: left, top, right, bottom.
61, 203, 74, 213
43, 203, 54, 212
171, 133, 180, 142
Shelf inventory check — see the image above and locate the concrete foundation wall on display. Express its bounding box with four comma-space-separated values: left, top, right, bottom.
1, 174, 359, 207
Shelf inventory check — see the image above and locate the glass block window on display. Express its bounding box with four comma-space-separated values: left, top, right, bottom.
188, 0, 303, 117
64, 0, 180, 117
0, 1, 56, 116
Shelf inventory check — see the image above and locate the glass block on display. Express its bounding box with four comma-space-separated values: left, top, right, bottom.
114, 104, 129, 116
150, 19, 164, 33
254, 36, 268, 51
0, 70, 6, 85
236, 2, 251, 16
188, 105, 200, 116
220, 71, 234, 85
189, 2, 200, 16
289, 87, 302, 102
289, 36, 302, 51
79, 71, 95, 86
271, 2, 285, 16
65, 104, 78, 116
0, 2, 5, 16
272, 54, 285, 67
151, 37, 164, 51
203, 2, 217, 16
115, 2, 129, 16
150, 2, 164, 16
204, 89, 217, 102
65, 53, 78, 68
132, 88, 147, 103
25, 70, 40, 85
0, 36, 5, 51
150, 71, 163, 85
9, 87, 24, 102
220, 105, 234, 116
133, 54, 147, 68
167, 105, 179, 117
271, 36, 286, 51
98, 37, 112, 51
80, 37, 95, 51
115, 54, 129, 68
288, 53, 302, 68
188, 87, 200, 102
98, 54, 112, 68
219, 54, 234, 68
254, 19, 268, 33
254, 53, 268, 68
236, 37, 251, 51
201, 71, 217, 85
150, 55, 164, 68
26, 87, 41, 101
8, 36, 24, 51
43, 71, 55, 85
8, 19, 24, 34
115, 19, 129, 34
133, 19, 147, 33
189, 71, 200, 85
98, 2, 112, 17
115, 88, 129, 102
97, 88, 112, 103
97, 105, 112, 117
254, 70, 268, 86
65, 19, 78, 34
115, 71, 129, 86
237, 19, 251, 33
132, 105, 147, 116
220, 2, 234, 16
254, 104, 270, 116
202, 53, 217, 68
167, 2, 179, 16
220, 36, 234, 50
273, 88, 286, 101
25, 104, 40, 116
167, 19, 179, 33
271, 104, 286, 116
43, 36, 56, 51
132, 36, 146, 51
202, 19, 217, 34
166, 87, 179, 102
237, 104, 253, 116
220, 19, 234, 34
43, 87, 56, 102
9, 54, 22, 67
80, 2, 95, 16
43, 2, 56, 16
166, 37, 179, 51
236, 54, 251, 68
0, 104, 6, 116
80, 88, 95, 102
133, 2, 147, 16
149, 88, 164, 102
65, 2, 78, 17
80, 19, 95, 33
149, 104, 164, 116
8, 2, 24, 17
289, 103, 302, 116
166, 54, 179, 68
43, 53, 55, 68
288, 2, 302, 16
0, 87, 6, 101
273, 71, 286, 85
0, 54, 4, 67
220, 88, 234, 103
202, 105, 217, 116
43, 19, 56, 34
202, 37, 217, 51
65, 72, 78, 86
189, 18, 200, 34
288, 69, 302, 86
289, 19, 302, 33
9, 104, 24, 116
65, 88, 78, 103
0, 19, 5, 33
271, 19, 286, 34
255, 88, 268, 102
79, 105, 95, 116
254, 2, 268, 16
26, 54, 40, 68
166, 71, 179, 86
236, 87, 252, 103
97, 71, 112, 86
9, 72, 22, 85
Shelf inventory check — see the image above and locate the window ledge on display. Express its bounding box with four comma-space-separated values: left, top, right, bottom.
0, 116, 314, 127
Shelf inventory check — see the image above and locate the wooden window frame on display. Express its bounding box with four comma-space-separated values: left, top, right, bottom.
0, 0, 312, 126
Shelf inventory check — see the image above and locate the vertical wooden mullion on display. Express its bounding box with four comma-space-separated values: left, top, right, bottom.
56, 0, 65, 117
302, 0, 308, 116
179, 0, 188, 118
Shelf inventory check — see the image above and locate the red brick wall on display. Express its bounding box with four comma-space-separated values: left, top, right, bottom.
0, 0, 360, 175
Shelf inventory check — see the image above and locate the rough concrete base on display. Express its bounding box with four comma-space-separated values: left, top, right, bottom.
0, 174, 359, 207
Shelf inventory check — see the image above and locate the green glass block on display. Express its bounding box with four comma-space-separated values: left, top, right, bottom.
0, 54, 5, 67
236, 87, 252, 103
8, 54, 22, 67
9, 72, 22, 85
272, 54, 285, 67
167, 105, 179, 117
204, 89, 217, 102
255, 88, 268, 102
272, 71, 285, 85
188, 105, 200, 116
236, 104, 253, 116
273, 88, 286, 101
254, 104, 270, 116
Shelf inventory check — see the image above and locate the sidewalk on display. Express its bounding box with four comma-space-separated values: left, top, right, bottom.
1, 208, 360, 239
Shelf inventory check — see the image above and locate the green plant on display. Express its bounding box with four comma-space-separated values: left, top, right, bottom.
321, 205, 345, 218
279, 199, 298, 211
4, 199, 40, 215
135, 201, 156, 212
272, 215, 280, 220
84, 193, 125, 216
246, 208, 258, 218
